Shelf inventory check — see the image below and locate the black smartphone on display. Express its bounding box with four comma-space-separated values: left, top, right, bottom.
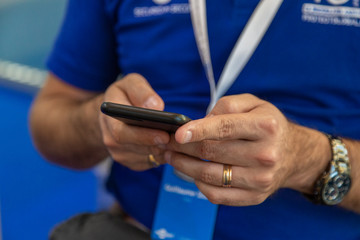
100, 102, 191, 132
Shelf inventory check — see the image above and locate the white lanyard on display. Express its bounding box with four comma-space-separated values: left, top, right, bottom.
189, 0, 283, 112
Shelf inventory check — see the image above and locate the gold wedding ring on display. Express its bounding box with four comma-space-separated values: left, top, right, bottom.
148, 154, 160, 168
222, 164, 232, 188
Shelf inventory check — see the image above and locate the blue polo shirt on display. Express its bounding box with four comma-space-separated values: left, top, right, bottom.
47, 0, 360, 239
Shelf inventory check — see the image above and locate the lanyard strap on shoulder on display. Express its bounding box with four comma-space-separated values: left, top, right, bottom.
189, 0, 283, 111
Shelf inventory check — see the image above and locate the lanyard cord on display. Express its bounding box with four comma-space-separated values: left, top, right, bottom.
189, 0, 283, 112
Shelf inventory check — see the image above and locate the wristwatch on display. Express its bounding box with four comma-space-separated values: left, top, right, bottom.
311, 135, 352, 205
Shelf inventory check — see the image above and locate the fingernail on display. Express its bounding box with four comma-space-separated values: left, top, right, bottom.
164, 151, 172, 164
143, 96, 158, 109
183, 130, 192, 143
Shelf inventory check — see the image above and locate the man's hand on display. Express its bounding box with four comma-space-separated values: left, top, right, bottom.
30, 73, 169, 170
165, 94, 330, 206
99, 73, 170, 171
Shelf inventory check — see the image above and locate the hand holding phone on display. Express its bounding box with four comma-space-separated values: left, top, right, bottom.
101, 102, 191, 132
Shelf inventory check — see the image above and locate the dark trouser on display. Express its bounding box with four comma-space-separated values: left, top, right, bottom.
49, 212, 151, 240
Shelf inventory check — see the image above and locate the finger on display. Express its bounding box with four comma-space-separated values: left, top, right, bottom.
195, 181, 268, 206
112, 151, 166, 171
209, 94, 265, 115
167, 151, 276, 192
116, 73, 164, 110
175, 113, 264, 144
103, 116, 170, 146
165, 150, 222, 183
108, 143, 166, 156
168, 138, 262, 167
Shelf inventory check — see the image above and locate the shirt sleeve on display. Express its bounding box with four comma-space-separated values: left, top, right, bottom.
47, 0, 120, 91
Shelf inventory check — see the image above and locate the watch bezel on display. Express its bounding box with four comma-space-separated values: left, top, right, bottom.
321, 171, 352, 205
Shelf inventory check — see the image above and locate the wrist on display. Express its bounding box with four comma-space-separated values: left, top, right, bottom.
67, 94, 108, 169
85, 94, 108, 155
283, 126, 331, 194
89, 94, 106, 144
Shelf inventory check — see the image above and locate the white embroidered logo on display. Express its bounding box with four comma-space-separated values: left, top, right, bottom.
326, 0, 350, 5
302, 0, 360, 27
153, 0, 171, 5
134, 2, 190, 18
314, 0, 357, 5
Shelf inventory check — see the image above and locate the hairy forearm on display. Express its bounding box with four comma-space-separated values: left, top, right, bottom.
30, 93, 108, 169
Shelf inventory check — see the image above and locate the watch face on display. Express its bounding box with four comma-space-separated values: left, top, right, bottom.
322, 174, 351, 205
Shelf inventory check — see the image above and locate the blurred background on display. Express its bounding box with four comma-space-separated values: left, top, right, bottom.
0, 0, 113, 239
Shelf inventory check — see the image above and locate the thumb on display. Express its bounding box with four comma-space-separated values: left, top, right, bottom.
118, 73, 164, 110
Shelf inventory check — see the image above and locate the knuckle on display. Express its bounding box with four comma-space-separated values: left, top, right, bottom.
242, 93, 257, 100
218, 96, 238, 113
133, 77, 147, 88
217, 96, 230, 106
218, 118, 235, 139
258, 116, 280, 136
255, 148, 278, 166
199, 168, 216, 185
199, 141, 215, 160
218, 96, 239, 113
102, 134, 114, 147
198, 126, 210, 140
124, 73, 144, 82
119, 73, 147, 91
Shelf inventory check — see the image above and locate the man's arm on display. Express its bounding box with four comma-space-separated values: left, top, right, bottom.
280, 124, 360, 213
30, 73, 107, 169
